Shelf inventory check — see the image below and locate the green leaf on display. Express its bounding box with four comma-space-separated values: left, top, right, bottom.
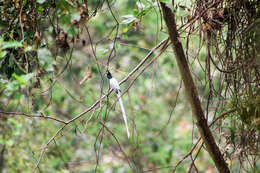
60, 14, 71, 25
138, 6, 153, 17
6, 82, 19, 91
68, 26, 77, 37
122, 27, 128, 33
114, 43, 119, 49
12, 73, 26, 85
6, 140, 14, 147
8, 118, 19, 126
2, 40, 23, 49
132, 10, 139, 17
13, 93, 23, 99
12, 73, 34, 85
0, 37, 4, 45
37, 6, 45, 12
122, 33, 128, 39
0, 51, 7, 58
14, 130, 21, 136
21, 73, 34, 82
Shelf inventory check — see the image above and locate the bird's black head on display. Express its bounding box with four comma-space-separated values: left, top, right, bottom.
106, 71, 112, 79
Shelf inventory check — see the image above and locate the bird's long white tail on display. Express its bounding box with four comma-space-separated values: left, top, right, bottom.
117, 92, 130, 138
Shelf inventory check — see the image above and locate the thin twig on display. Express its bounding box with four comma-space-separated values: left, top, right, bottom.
99, 121, 132, 168
18, 0, 24, 39
0, 111, 67, 124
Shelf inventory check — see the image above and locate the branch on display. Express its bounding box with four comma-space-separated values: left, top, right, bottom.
160, 2, 230, 173
0, 111, 67, 124
63, 37, 169, 125
31, 36, 168, 171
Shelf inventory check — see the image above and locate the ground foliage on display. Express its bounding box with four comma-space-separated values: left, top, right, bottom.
0, 0, 259, 172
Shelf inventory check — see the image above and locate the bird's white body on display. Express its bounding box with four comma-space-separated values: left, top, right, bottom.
109, 78, 121, 93
108, 76, 130, 138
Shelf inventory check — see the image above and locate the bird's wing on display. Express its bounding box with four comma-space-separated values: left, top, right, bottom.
109, 78, 120, 91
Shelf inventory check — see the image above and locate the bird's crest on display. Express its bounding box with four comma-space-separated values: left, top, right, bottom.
106, 70, 112, 79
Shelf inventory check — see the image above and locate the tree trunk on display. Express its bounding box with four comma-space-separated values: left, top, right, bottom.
160, 2, 230, 173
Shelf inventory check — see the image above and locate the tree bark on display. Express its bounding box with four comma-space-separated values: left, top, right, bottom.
160, 2, 230, 173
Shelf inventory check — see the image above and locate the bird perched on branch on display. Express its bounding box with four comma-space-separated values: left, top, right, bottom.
105, 70, 130, 138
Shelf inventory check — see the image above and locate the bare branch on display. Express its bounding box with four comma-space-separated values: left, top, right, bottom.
0, 111, 67, 124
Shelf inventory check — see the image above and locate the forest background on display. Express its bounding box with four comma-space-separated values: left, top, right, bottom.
0, 0, 259, 172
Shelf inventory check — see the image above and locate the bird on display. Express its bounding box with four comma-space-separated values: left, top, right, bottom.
106, 70, 130, 138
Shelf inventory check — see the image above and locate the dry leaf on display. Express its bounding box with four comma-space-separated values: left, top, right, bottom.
80, 68, 92, 85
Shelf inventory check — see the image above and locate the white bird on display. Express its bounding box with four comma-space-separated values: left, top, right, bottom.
106, 71, 130, 138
